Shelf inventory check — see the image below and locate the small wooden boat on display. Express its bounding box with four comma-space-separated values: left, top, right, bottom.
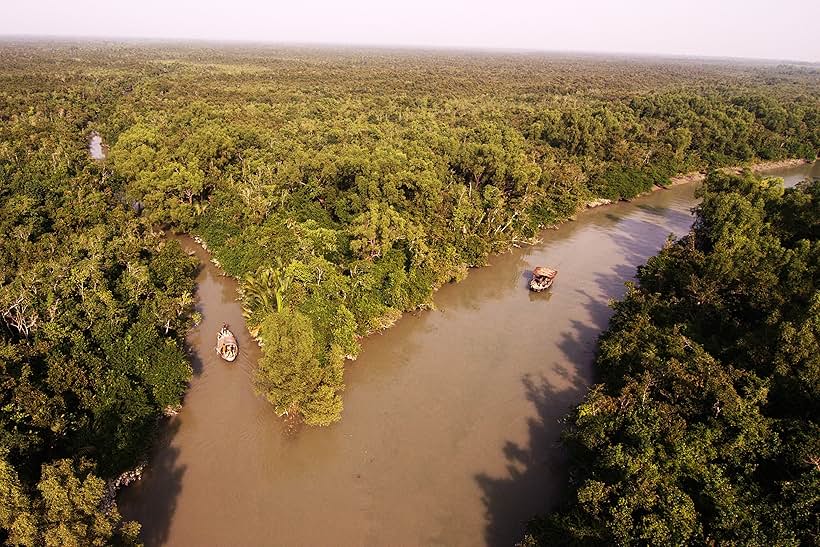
529, 267, 558, 292
216, 324, 239, 362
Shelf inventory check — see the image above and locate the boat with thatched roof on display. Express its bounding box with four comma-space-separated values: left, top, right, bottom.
216, 324, 239, 362
529, 267, 557, 292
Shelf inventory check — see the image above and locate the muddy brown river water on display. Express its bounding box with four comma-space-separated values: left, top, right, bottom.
120, 162, 818, 546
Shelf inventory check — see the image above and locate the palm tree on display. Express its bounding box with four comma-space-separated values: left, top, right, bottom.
242, 260, 291, 315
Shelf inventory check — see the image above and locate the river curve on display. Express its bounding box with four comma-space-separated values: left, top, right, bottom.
119, 161, 818, 546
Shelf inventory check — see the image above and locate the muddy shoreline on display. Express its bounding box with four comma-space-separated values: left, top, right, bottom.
667, 157, 810, 187
585, 157, 810, 209
120, 159, 818, 546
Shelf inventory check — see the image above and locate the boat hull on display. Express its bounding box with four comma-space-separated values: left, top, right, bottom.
529, 278, 555, 292
529, 267, 557, 292
216, 327, 239, 362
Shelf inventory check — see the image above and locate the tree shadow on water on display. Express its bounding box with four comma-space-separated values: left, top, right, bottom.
186, 337, 205, 377
474, 288, 611, 545
475, 264, 630, 546
475, 370, 588, 547
636, 203, 693, 225
118, 418, 186, 547
475, 201, 697, 545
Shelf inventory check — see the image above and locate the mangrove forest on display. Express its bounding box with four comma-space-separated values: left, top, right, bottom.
0, 40, 817, 544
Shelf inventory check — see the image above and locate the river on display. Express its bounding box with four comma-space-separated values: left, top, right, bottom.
119, 161, 818, 546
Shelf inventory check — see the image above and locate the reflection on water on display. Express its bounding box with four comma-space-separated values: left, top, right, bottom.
760, 160, 819, 187
119, 162, 817, 546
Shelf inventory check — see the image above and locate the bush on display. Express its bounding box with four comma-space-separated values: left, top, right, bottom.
253, 309, 344, 425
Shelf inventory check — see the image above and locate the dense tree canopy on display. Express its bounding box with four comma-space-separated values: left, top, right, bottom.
525, 171, 819, 545
0, 41, 817, 543
11, 41, 808, 427
0, 50, 198, 544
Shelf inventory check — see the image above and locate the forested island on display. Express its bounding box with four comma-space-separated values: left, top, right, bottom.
0, 41, 818, 544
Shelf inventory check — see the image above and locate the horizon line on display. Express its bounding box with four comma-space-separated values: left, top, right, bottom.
2, 33, 818, 66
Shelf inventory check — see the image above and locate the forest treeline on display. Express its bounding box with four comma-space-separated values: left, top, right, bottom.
524, 170, 819, 545
0, 47, 198, 544
0, 41, 818, 543
100, 44, 818, 426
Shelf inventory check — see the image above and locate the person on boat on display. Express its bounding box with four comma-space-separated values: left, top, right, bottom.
216, 324, 239, 362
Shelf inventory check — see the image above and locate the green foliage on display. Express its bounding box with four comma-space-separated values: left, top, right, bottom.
589, 164, 673, 200
349, 202, 408, 260
0, 66, 197, 543
253, 309, 343, 426
0, 456, 140, 546
528, 173, 820, 545
1, 42, 818, 541
0, 455, 36, 546
242, 263, 293, 322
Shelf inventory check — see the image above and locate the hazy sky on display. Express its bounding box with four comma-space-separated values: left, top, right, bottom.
3, 0, 819, 62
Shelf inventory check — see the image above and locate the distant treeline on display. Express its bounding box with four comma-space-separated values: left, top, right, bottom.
0, 43, 818, 543
524, 170, 819, 545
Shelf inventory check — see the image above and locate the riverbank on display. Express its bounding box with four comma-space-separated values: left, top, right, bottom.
185, 157, 813, 368
118, 158, 810, 495
668, 157, 810, 187
528, 168, 820, 545
120, 160, 817, 546
171, 156, 815, 429
173, 157, 813, 416
586, 157, 810, 209
118, 172, 704, 546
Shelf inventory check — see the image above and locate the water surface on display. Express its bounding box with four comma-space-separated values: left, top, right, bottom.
120, 161, 817, 546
